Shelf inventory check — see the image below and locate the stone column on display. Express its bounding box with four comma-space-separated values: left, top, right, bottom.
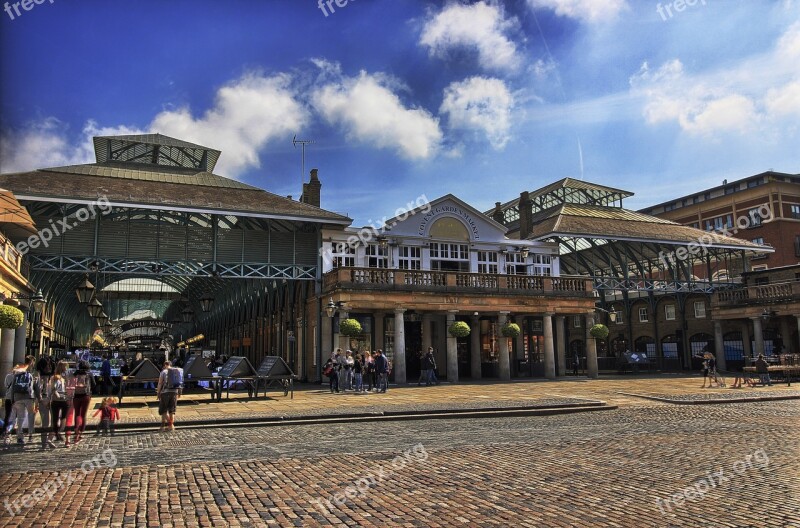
741, 320, 753, 365
585, 313, 598, 378
446, 310, 458, 383
497, 311, 511, 380
779, 317, 791, 354
713, 320, 726, 371
393, 308, 406, 384
751, 316, 765, 358
321, 312, 333, 365
14, 307, 28, 364
555, 315, 566, 376
470, 314, 481, 379
514, 315, 525, 374
1, 328, 16, 394
543, 313, 555, 379
421, 313, 433, 351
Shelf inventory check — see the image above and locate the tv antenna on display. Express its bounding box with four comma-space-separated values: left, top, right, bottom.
292, 135, 314, 185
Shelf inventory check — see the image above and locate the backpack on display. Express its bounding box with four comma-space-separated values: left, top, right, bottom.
67, 373, 91, 397
167, 367, 184, 390
50, 378, 67, 401
11, 372, 33, 400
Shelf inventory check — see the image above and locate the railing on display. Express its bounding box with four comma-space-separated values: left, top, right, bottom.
323, 267, 593, 296
0, 231, 25, 277
713, 280, 800, 307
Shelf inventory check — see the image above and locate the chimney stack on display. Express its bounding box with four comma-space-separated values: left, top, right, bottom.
492, 201, 505, 224
518, 191, 532, 239
301, 168, 322, 207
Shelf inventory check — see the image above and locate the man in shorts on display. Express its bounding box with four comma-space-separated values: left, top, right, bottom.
156, 361, 181, 432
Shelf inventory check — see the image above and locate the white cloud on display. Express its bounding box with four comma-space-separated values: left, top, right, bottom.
527, 0, 628, 23
150, 72, 309, 177
0, 72, 309, 178
0, 119, 142, 174
630, 22, 800, 137
420, 1, 520, 71
440, 77, 514, 149
311, 67, 442, 160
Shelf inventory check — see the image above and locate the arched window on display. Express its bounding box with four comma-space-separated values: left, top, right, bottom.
722, 331, 743, 361
634, 336, 655, 356
661, 334, 678, 358
429, 217, 469, 241
689, 332, 714, 358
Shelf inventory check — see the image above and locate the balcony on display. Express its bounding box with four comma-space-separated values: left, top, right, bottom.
712, 280, 800, 308
323, 267, 594, 297
0, 231, 29, 281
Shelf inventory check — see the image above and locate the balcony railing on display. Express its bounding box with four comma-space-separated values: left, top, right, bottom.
323, 267, 593, 296
713, 280, 800, 307
0, 231, 28, 279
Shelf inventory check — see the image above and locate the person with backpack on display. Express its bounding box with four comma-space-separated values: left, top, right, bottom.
66, 360, 96, 445
10, 356, 39, 446
48, 361, 69, 447
156, 361, 183, 432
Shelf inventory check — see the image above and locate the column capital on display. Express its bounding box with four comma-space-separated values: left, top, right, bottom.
394, 307, 407, 314
498, 310, 511, 315
543, 312, 555, 317
447, 309, 459, 314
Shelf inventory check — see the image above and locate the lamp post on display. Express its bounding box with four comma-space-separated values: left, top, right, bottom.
199, 294, 215, 313
75, 275, 95, 304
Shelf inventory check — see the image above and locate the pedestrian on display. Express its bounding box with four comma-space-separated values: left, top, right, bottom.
353, 354, 364, 392
365, 351, 376, 391
100, 353, 114, 396
2, 363, 19, 444
8, 356, 38, 446
425, 347, 439, 386
93, 397, 120, 436
755, 354, 772, 386
336, 348, 348, 391
572, 350, 580, 376
35, 373, 52, 450
417, 351, 428, 386
66, 360, 96, 445
156, 361, 183, 432
48, 361, 69, 447
324, 354, 339, 393
344, 350, 355, 390
35, 353, 55, 389
374, 349, 389, 393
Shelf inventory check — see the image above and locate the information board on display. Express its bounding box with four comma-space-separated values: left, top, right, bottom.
218, 356, 256, 378
256, 356, 294, 379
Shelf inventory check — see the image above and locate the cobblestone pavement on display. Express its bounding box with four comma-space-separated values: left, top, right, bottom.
1, 399, 797, 527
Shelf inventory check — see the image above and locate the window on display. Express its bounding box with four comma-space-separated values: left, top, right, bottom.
748, 208, 763, 227
397, 246, 421, 270
639, 307, 649, 323
614, 310, 624, 325
751, 237, 764, 245
505, 252, 527, 275
365, 244, 388, 268
531, 254, 552, 276
330, 242, 355, 268
573, 316, 582, 328
665, 304, 676, 321
747, 178, 761, 188
705, 214, 733, 231
429, 242, 469, 272
477, 251, 498, 274
694, 301, 706, 318
791, 205, 800, 219
690, 222, 700, 229
724, 186, 735, 195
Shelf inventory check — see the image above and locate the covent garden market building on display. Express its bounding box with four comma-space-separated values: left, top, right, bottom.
0, 134, 772, 386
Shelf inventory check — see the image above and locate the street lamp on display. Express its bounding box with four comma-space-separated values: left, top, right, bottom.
182, 306, 194, 323
325, 298, 345, 318
596, 305, 617, 323
87, 297, 104, 318
75, 274, 95, 304
199, 294, 215, 313
96, 312, 109, 327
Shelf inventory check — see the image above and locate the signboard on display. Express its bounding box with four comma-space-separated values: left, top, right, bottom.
183, 354, 213, 378
209, 340, 217, 347
242, 337, 252, 347
256, 356, 294, 379
128, 359, 161, 379
120, 320, 173, 332
231, 339, 240, 347
218, 356, 256, 378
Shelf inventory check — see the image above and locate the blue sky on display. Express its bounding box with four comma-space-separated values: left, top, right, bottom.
1, 0, 798, 225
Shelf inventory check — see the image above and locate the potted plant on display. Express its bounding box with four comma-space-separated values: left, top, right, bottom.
338, 318, 363, 337
448, 321, 471, 338
0, 304, 24, 329
589, 323, 610, 340
501, 322, 521, 338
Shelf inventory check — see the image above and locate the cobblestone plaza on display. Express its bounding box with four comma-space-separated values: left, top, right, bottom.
1, 377, 798, 527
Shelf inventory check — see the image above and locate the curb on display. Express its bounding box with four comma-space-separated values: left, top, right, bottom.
107, 401, 615, 434
618, 392, 800, 405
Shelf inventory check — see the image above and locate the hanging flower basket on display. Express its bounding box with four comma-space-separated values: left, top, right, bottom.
589, 323, 610, 340
448, 321, 471, 338
0, 305, 24, 329
339, 318, 363, 337
501, 322, 521, 338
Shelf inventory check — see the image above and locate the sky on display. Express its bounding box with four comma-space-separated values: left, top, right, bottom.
1, 0, 798, 226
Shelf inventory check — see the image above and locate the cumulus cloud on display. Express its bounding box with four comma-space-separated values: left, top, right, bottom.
311, 65, 442, 160
527, 0, 628, 23
630, 22, 800, 137
440, 77, 514, 149
1, 72, 308, 178
150, 72, 309, 176
420, 1, 520, 71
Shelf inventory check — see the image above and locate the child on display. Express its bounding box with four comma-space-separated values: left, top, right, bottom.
93, 397, 120, 436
